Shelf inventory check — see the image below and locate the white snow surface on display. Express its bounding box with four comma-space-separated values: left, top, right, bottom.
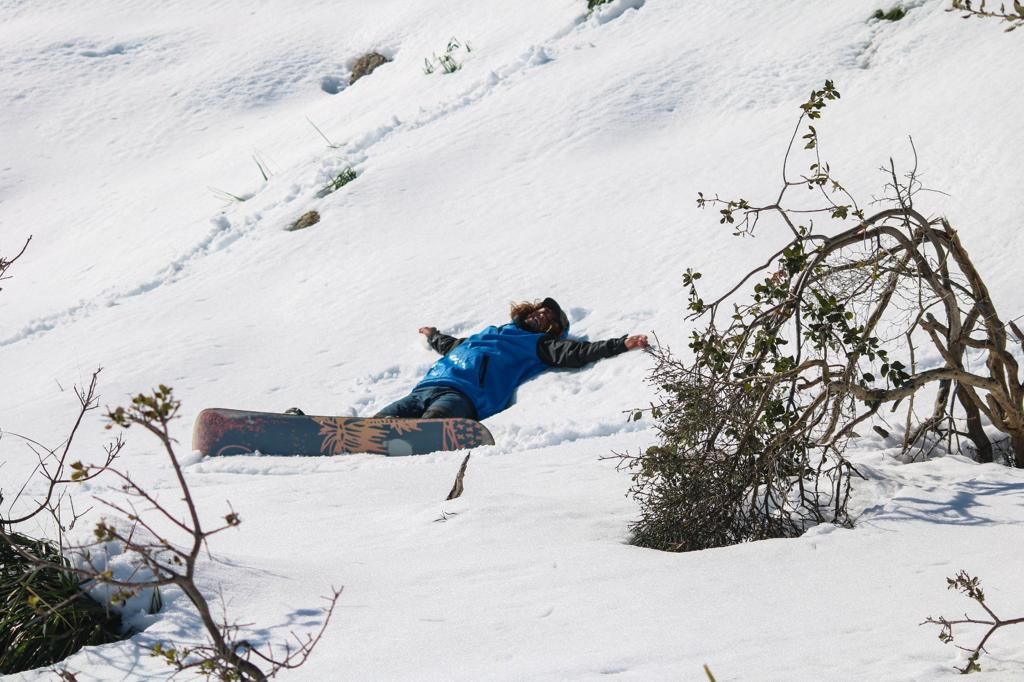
2, 0, 1024, 679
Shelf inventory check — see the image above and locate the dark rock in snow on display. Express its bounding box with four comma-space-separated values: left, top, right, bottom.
350, 52, 389, 84
287, 210, 320, 231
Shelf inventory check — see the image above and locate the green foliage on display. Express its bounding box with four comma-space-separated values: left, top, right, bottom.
423, 37, 471, 75
799, 80, 840, 122
316, 167, 358, 198
625, 355, 823, 552
872, 6, 907, 21
0, 532, 121, 674
588, 0, 613, 9
107, 384, 179, 430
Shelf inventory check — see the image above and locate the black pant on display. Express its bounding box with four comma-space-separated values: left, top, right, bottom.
374, 386, 476, 419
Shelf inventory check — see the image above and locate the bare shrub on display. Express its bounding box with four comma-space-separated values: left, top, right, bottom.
1, 375, 340, 680
622, 80, 1024, 552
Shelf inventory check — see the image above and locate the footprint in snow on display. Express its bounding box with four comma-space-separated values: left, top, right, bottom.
568, 306, 591, 323
361, 365, 403, 384
320, 75, 346, 95
79, 44, 130, 58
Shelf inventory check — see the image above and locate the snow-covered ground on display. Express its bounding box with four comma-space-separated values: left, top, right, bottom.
2, 0, 1024, 679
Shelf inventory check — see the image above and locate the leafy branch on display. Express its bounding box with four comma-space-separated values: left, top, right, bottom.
924, 571, 1024, 673
948, 0, 1024, 32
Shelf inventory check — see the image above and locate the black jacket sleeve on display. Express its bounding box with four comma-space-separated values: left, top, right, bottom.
537, 335, 629, 368
427, 331, 465, 355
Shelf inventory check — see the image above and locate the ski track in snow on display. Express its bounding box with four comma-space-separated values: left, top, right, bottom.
0, 213, 254, 347
0, 1, 646, 351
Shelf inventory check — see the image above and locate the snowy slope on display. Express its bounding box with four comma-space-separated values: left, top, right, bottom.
2, 0, 1024, 679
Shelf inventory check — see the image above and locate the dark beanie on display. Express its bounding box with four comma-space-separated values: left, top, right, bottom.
540, 297, 570, 335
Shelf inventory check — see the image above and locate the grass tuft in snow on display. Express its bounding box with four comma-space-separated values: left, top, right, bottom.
208, 187, 251, 204
316, 167, 358, 198
252, 154, 272, 182
424, 37, 471, 75
306, 117, 343, 149
0, 532, 122, 674
872, 6, 907, 21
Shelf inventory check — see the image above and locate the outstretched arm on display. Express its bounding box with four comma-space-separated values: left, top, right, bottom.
419, 326, 465, 355
623, 335, 649, 350
539, 334, 649, 369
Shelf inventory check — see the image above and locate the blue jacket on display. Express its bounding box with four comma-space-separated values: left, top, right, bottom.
416, 320, 629, 420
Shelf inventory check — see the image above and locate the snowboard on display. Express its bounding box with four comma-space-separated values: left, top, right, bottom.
192, 408, 494, 457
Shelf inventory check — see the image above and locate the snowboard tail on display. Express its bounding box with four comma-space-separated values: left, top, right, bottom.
193, 408, 494, 457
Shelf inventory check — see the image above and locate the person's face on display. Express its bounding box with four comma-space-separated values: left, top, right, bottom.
524, 305, 559, 334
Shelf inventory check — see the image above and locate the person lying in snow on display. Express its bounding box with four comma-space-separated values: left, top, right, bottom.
372, 297, 649, 421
